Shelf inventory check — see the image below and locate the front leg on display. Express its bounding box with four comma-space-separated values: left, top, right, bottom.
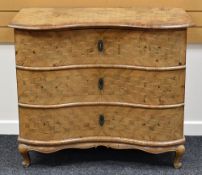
174, 145, 185, 169
18, 144, 31, 167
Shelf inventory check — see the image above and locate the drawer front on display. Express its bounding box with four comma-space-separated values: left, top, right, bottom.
17, 69, 101, 104
17, 69, 185, 105
15, 28, 186, 67
100, 69, 185, 105
19, 106, 183, 142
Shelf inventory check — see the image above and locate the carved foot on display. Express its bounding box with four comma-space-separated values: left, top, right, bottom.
174, 145, 185, 169
18, 144, 31, 167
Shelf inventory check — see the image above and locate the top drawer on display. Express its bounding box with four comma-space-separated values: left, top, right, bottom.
15, 28, 186, 67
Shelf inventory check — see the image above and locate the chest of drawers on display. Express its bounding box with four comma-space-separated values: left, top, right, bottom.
9, 8, 193, 168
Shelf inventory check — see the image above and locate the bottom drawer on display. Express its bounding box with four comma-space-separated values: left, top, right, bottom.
19, 106, 183, 142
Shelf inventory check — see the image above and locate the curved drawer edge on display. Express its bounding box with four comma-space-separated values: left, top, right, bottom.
18, 136, 185, 148
16, 64, 186, 71
9, 23, 193, 30
18, 102, 184, 109
18, 142, 184, 155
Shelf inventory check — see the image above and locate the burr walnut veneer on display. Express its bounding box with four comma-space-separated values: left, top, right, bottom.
9, 8, 193, 168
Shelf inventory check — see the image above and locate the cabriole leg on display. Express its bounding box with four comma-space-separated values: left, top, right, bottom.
174, 145, 185, 169
18, 144, 31, 167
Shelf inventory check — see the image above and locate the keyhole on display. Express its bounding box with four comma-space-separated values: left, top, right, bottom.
99, 114, 105, 126
98, 78, 104, 90
98, 40, 104, 52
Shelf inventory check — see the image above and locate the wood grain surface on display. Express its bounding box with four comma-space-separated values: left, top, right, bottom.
9, 8, 193, 29
19, 106, 184, 142
2, 27, 201, 43
1, 2, 201, 43
14, 7, 188, 168
1, 11, 201, 43
2, 11, 201, 28
17, 68, 185, 105
15, 29, 186, 67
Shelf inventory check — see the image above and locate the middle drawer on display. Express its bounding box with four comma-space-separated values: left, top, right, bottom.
17, 68, 185, 105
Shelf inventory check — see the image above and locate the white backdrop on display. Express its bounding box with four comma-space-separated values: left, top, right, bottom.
0, 44, 202, 135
